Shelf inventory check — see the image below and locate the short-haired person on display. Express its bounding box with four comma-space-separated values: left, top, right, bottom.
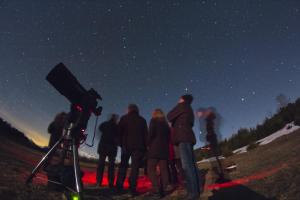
147, 109, 171, 197
167, 94, 200, 200
115, 104, 148, 196
46, 112, 67, 190
96, 114, 119, 188
48, 112, 67, 148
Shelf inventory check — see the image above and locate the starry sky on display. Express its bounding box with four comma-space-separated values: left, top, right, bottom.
0, 0, 300, 157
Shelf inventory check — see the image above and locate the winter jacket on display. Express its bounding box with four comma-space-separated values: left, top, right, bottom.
206, 113, 217, 144
97, 119, 118, 154
167, 102, 196, 145
147, 118, 170, 159
48, 122, 64, 147
118, 111, 148, 151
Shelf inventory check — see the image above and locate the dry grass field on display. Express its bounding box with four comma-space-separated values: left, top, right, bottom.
0, 129, 299, 200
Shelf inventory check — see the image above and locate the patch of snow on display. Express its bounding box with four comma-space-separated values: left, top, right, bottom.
197, 156, 225, 164
233, 122, 300, 154
79, 150, 97, 159
257, 122, 299, 145
225, 164, 237, 170
233, 146, 248, 154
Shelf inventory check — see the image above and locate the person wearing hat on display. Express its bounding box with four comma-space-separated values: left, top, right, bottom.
167, 94, 200, 200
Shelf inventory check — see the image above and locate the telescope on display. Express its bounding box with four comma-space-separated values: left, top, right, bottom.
26, 63, 102, 200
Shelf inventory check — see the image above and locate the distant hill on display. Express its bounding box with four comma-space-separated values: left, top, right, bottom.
0, 117, 46, 152
195, 97, 300, 160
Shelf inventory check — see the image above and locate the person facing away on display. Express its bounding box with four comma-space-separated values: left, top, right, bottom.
197, 108, 224, 180
167, 94, 200, 200
96, 114, 119, 188
115, 104, 148, 196
147, 109, 171, 198
48, 112, 67, 148
46, 112, 67, 190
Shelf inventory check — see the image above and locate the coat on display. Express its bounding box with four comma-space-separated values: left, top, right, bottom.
97, 119, 118, 155
48, 121, 64, 147
206, 113, 217, 145
147, 118, 170, 159
118, 111, 148, 151
167, 102, 196, 145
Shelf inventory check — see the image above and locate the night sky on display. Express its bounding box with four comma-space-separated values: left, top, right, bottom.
1, 0, 300, 158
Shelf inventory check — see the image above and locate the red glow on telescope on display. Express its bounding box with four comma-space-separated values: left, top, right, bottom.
75, 105, 83, 112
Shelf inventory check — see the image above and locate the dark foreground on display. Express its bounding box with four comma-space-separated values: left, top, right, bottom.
1, 130, 300, 200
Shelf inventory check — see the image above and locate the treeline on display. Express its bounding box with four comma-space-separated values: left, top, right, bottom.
0, 117, 96, 162
195, 97, 300, 160
0, 117, 46, 152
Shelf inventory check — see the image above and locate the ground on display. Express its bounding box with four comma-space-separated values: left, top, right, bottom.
0, 129, 300, 200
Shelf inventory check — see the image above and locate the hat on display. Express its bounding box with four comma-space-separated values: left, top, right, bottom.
181, 94, 193, 104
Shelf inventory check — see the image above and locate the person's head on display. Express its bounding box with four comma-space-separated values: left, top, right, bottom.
54, 112, 67, 126
179, 94, 193, 104
196, 107, 215, 119
109, 113, 119, 123
152, 108, 166, 120
206, 107, 216, 119
196, 107, 206, 118
127, 104, 139, 114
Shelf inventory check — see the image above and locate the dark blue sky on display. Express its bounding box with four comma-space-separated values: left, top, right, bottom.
0, 0, 300, 157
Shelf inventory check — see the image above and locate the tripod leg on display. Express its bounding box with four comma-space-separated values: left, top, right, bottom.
26, 136, 64, 184
72, 138, 83, 199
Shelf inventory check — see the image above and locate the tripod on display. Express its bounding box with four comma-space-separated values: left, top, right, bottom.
26, 120, 84, 199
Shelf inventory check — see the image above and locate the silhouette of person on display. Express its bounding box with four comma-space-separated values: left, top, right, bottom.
48, 112, 67, 148
197, 107, 224, 180
46, 112, 67, 190
96, 114, 119, 188
147, 109, 171, 197
115, 104, 148, 196
167, 94, 200, 200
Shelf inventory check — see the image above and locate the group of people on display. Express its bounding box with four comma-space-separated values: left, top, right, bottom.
46, 94, 222, 200
96, 94, 200, 199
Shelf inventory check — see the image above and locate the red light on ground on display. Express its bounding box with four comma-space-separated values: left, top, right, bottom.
81, 170, 152, 192
206, 163, 288, 190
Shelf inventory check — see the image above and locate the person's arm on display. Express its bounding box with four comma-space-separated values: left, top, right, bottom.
99, 122, 105, 132
167, 104, 184, 123
118, 117, 126, 148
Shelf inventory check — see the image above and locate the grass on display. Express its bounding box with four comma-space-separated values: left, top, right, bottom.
1, 129, 300, 200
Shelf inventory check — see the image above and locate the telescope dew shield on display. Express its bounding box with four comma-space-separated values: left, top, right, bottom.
46, 63, 87, 105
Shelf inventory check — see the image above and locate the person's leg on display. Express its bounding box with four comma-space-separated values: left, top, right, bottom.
175, 158, 185, 184
96, 154, 106, 186
116, 149, 130, 189
158, 160, 170, 193
129, 150, 143, 193
179, 142, 200, 199
211, 143, 224, 179
147, 159, 159, 193
168, 160, 177, 184
107, 154, 116, 187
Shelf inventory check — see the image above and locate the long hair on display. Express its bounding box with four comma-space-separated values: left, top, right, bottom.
152, 108, 166, 120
